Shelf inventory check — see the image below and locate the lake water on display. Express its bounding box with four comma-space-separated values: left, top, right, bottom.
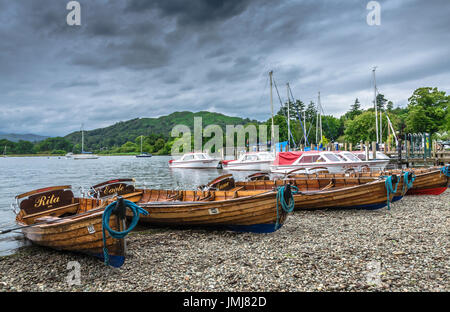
0, 156, 253, 256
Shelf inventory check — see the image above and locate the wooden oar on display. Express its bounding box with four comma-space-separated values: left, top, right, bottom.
1, 203, 108, 235
0, 218, 64, 234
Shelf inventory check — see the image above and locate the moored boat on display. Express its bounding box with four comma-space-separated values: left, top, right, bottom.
221, 152, 275, 171
88, 179, 294, 233
11, 185, 145, 267
202, 172, 412, 211
169, 152, 221, 169
404, 166, 449, 195
270, 151, 361, 174
270, 150, 389, 175
348, 166, 449, 196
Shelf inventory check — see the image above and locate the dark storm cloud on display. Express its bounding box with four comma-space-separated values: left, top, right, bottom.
126, 0, 254, 27
0, 0, 449, 136
71, 40, 170, 70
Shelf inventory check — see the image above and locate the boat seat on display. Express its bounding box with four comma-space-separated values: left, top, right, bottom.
35, 216, 62, 223
22, 203, 79, 221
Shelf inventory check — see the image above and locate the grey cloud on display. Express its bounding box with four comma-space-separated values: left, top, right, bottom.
0, 0, 449, 136
126, 0, 254, 27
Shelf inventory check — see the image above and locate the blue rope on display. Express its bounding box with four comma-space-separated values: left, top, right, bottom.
441, 165, 450, 177
385, 175, 399, 211
402, 171, 416, 194
275, 185, 298, 229
403, 172, 416, 190
102, 199, 148, 266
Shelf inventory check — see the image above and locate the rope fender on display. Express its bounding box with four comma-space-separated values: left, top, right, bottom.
385, 175, 399, 211
275, 184, 298, 229
102, 197, 148, 266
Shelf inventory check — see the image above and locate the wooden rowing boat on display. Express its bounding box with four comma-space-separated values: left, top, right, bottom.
90, 179, 293, 233
202, 173, 408, 210
290, 166, 449, 196
402, 167, 449, 195
13, 185, 129, 267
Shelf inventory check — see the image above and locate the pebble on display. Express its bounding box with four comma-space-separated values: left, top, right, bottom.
0, 191, 448, 292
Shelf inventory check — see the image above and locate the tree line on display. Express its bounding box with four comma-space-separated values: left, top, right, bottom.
271, 87, 449, 146
2, 87, 448, 155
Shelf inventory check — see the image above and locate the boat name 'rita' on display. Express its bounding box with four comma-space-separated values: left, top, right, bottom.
34, 194, 60, 208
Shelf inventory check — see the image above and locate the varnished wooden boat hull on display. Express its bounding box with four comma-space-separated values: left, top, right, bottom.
235, 176, 404, 210
18, 208, 125, 267
15, 186, 127, 267
130, 189, 288, 233
404, 169, 449, 195
293, 180, 394, 210
344, 167, 449, 196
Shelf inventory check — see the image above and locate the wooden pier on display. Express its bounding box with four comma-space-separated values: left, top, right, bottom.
295, 140, 450, 168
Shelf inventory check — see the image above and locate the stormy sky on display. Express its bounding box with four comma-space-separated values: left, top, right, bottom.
0, 0, 449, 136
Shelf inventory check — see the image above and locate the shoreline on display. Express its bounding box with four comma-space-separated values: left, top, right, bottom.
0, 191, 448, 292
2, 154, 169, 157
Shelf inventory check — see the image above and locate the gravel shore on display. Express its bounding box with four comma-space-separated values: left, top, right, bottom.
0, 191, 448, 292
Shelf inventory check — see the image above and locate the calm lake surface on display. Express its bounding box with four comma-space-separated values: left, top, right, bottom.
0, 156, 253, 256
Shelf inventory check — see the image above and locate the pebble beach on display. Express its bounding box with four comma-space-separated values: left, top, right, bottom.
0, 191, 448, 292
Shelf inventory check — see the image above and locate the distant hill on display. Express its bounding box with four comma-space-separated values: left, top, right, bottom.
64, 111, 259, 150
0, 133, 49, 142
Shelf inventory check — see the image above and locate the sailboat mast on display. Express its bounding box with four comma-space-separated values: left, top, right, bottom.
315, 96, 319, 145
319, 91, 323, 144
286, 83, 290, 151
380, 110, 383, 146
269, 71, 274, 153
140, 135, 143, 154
81, 124, 84, 154
303, 110, 306, 146
373, 67, 379, 144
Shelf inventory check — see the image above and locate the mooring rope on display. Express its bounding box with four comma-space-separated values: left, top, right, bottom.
402, 171, 416, 194
440, 165, 450, 178
385, 175, 399, 211
102, 199, 148, 266
275, 185, 298, 229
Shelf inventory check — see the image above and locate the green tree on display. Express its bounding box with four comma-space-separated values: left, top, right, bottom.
119, 141, 138, 153
35, 137, 73, 153
347, 98, 362, 120
376, 93, 388, 111
154, 138, 165, 152
305, 101, 317, 121
406, 87, 449, 133
15, 140, 34, 154
386, 101, 394, 111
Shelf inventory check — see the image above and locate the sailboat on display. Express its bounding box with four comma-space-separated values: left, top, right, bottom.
136, 135, 152, 158
73, 124, 99, 160
2, 146, 6, 157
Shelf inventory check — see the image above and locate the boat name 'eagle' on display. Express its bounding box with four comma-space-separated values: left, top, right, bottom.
103, 184, 125, 195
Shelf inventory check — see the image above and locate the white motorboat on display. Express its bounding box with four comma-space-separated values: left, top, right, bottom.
168, 152, 220, 169
270, 151, 363, 174
73, 152, 99, 160
350, 151, 390, 171
221, 152, 275, 171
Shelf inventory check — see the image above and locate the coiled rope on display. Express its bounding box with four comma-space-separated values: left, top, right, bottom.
102, 199, 148, 266
441, 165, 450, 178
385, 175, 399, 211
402, 171, 416, 194
275, 184, 298, 229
